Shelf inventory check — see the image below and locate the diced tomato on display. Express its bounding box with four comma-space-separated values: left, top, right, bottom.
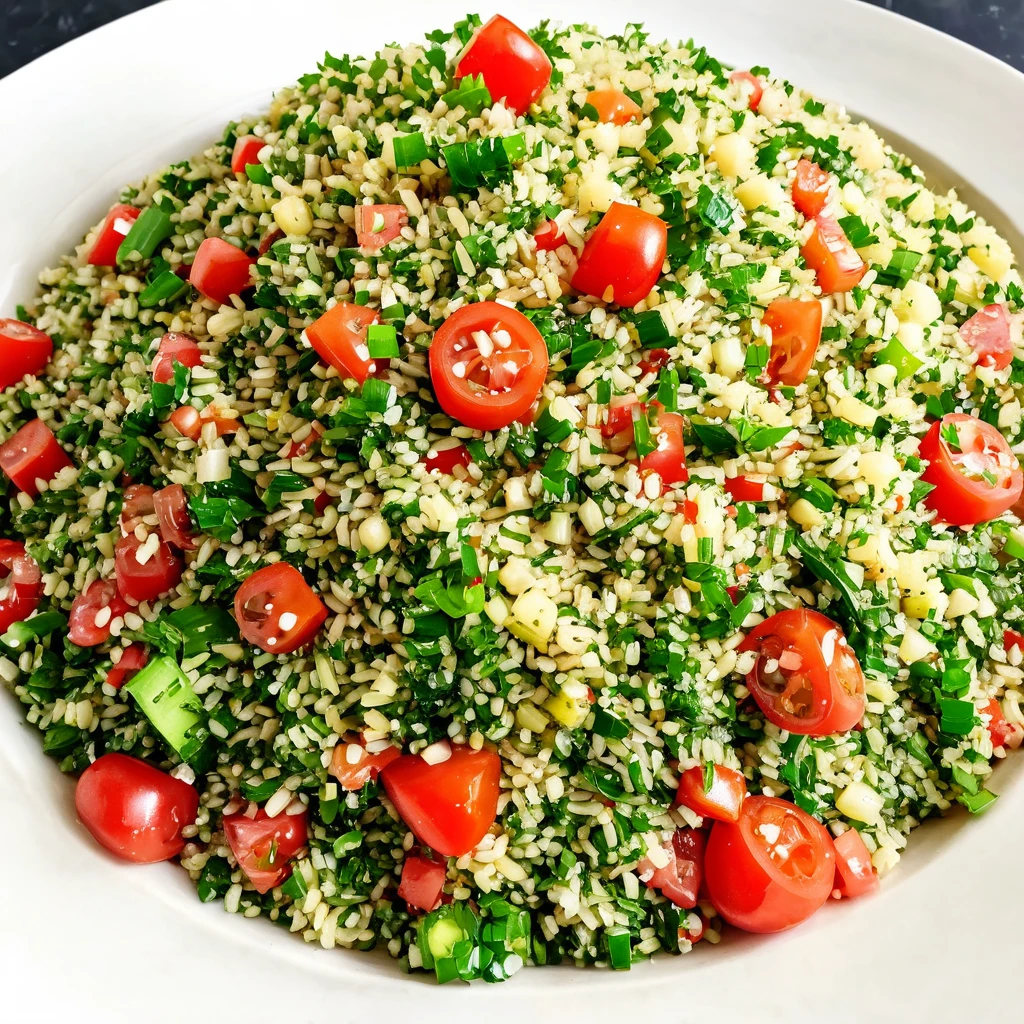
679, 912, 707, 944
223, 807, 308, 894
960, 304, 1013, 370
832, 828, 879, 899
119, 483, 156, 534
724, 476, 765, 502
68, 579, 131, 647
189, 237, 256, 305
154, 484, 197, 551
981, 697, 1022, 750
791, 160, 832, 219
151, 332, 203, 384
638, 348, 671, 377
166, 405, 238, 442
638, 828, 705, 909
314, 491, 332, 516
285, 426, 322, 460
306, 302, 384, 385
726, 585, 742, 605
87, 204, 141, 267
801, 215, 866, 293
602, 395, 642, 441
729, 70, 763, 111
0, 419, 73, 497
355, 204, 407, 250
587, 88, 642, 125
0, 319, 53, 392
0, 540, 42, 636
681, 499, 698, 524
329, 740, 401, 791
258, 228, 283, 256
234, 563, 327, 654
397, 854, 447, 912
423, 443, 472, 475
763, 298, 824, 386
106, 643, 149, 689
533, 219, 566, 251
676, 764, 748, 823
638, 409, 688, 491
1004, 629, 1024, 652
114, 533, 183, 605
231, 135, 265, 176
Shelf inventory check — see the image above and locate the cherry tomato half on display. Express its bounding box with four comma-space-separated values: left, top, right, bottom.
189, 237, 256, 305
154, 484, 197, 551
533, 219, 566, 252
801, 215, 866, 294
234, 563, 327, 654
587, 88, 642, 125
960, 303, 1013, 371
0, 318, 53, 390
355, 204, 407, 250
114, 533, 183, 605
429, 301, 549, 431
724, 476, 765, 502
223, 807, 308, 894
791, 159, 832, 219
919, 413, 1023, 526
637, 828, 705, 909
151, 332, 203, 384
704, 795, 835, 933
676, 764, 748, 823
75, 753, 199, 863
231, 135, 265, 176
329, 740, 401, 791
0, 540, 42, 636
423, 443, 472, 475
0, 419, 73, 497
763, 298, 823, 386
87, 204, 141, 267
729, 70, 763, 111
306, 302, 384, 385
739, 608, 866, 736
832, 828, 879, 899
398, 854, 447, 912
69, 579, 131, 647
105, 642, 149, 690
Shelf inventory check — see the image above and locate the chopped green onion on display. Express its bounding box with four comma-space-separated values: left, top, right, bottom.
366, 323, 400, 359
959, 789, 998, 814
279, 868, 308, 900
166, 605, 240, 658
116, 206, 173, 264
936, 695, 978, 736
1, 611, 66, 651
874, 338, 923, 381
361, 377, 395, 412
535, 404, 574, 443
877, 249, 924, 287
125, 655, 208, 760
632, 309, 671, 347
606, 927, 632, 970
632, 408, 655, 459
139, 270, 189, 308
441, 74, 492, 116
393, 133, 430, 168
657, 367, 679, 412
592, 707, 629, 739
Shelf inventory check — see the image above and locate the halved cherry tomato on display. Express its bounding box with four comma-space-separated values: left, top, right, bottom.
166, 405, 239, 442
151, 332, 202, 384
0, 318, 54, 390
572, 203, 668, 308
381, 744, 501, 857
69, 580, 131, 647
355, 204, 407, 250
306, 302, 383, 385
919, 413, 1023, 526
791, 160, 832, 219
960, 303, 1013, 370
676, 764, 748, 823
234, 563, 327, 654
231, 135, 265, 176
638, 408, 688, 491
115, 534, 183, 605
455, 14, 552, 114
106, 642, 149, 690
189, 237, 255, 305
801, 216, 866, 293
0, 419, 73, 496
154, 484, 197, 551
981, 697, 1022, 750
398, 854, 447, 912
533, 219, 566, 252
739, 608, 866, 735
285, 426, 322, 460
329, 740, 401, 791
730, 70, 763, 111
87, 204, 141, 267
429, 301, 549, 431
705, 795, 835, 933
724, 476, 765, 502
587, 88, 642, 125
223, 806, 308, 894
638, 348, 671, 377
832, 828, 879, 899
0, 540, 42, 636
763, 298, 824, 386
76, 753, 199, 864
423, 443, 472, 475
637, 828, 705, 909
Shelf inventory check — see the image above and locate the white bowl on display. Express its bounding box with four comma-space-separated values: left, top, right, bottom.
1, 2, 1022, 1021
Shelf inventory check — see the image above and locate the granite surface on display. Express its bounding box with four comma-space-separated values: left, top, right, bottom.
2, 0, 1022, 79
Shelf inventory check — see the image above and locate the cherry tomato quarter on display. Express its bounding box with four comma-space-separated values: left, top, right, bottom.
455, 15, 552, 114
832, 828, 879, 899
637, 828, 705, 909
87, 204, 141, 267
0, 419, 73, 496
763, 298, 823, 386
676, 764, 748, 823
223, 807, 308, 894
306, 302, 384, 384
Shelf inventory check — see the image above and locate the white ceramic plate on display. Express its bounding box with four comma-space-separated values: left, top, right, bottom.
2, 2, 1022, 1021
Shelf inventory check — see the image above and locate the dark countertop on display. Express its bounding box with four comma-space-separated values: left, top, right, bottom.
2, 0, 1023, 79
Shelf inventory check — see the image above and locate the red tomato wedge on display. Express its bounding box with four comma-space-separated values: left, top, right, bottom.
306, 302, 383, 384
638, 348, 672, 378
231, 135, 265, 176
602, 395, 642, 446
355, 204, 407, 250
572, 203, 668, 308
638, 408, 689, 491
423, 443, 472, 475
76, 753, 199, 864
960, 303, 1013, 370
154, 484, 197, 551
638, 828, 705, 909
791, 160, 832, 219
381, 744, 501, 857
981, 697, 1022, 750
729, 70, 763, 111
587, 88, 642, 124
739, 608, 866, 736
106, 643, 149, 690
0, 419, 73, 497
0, 540, 42, 636
223, 807, 308, 894
802, 215, 866, 293
429, 302, 549, 431
189, 237, 255, 305
676, 765, 748, 823
87, 204, 141, 267
398, 854, 447, 912
151, 333, 202, 384
763, 298, 824, 386
0, 318, 54, 391
329, 741, 401, 791
705, 795, 835, 933
832, 828, 879, 899
115, 534, 183, 605
1005, 629, 1024, 652
724, 476, 765, 502
919, 413, 1023, 526
533, 219, 566, 252
455, 14, 552, 114
69, 579, 130, 647
234, 563, 327, 654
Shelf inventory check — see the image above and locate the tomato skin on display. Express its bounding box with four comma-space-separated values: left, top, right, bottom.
355, 204, 407, 250
724, 476, 765, 502
429, 302, 549, 431
105, 642, 148, 689
455, 14, 552, 114
638, 828, 705, 909
329, 741, 401, 791
801, 215, 866, 293
306, 302, 384, 385
153, 484, 197, 551
189, 237, 256, 305
381, 745, 502, 857
114, 534, 183, 605
75, 753, 199, 864
763, 298, 823, 386
234, 563, 327, 654
638, 409, 689, 491
791, 159, 832, 219
739, 608, 866, 736
398, 854, 447, 912
587, 88, 642, 125
729, 70, 763, 111
1004, 629, 1024, 652
0, 419, 73, 497
423, 443, 472, 475
919, 414, 1023, 526
960, 303, 1013, 370
676, 765, 748, 823
533, 219, 566, 251
832, 829, 879, 899
705, 795, 835, 933
572, 203, 668, 308
0, 318, 54, 390
0, 540, 42, 635
223, 807, 308, 894
285, 426, 322, 460
69, 579, 130, 647
151, 332, 202, 384
231, 135, 265, 176
87, 204, 141, 267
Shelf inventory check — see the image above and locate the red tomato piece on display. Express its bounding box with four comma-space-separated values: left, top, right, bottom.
455, 14, 552, 114
730, 70, 763, 111
423, 443, 473, 475
739, 608, 866, 736
231, 135, 265, 176
724, 476, 765, 502
166, 405, 238, 442
832, 828, 879, 899
791, 160, 832, 219
105, 642, 149, 690
285, 426, 322, 460
960, 304, 1013, 370
763, 298, 824, 386
801, 215, 866, 293
638, 348, 671, 378
87, 204, 141, 267
398, 854, 447, 912
0, 540, 42, 636
329, 740, 401, 791
381, 744, 502, 857
76, 753, 199, 863
587, 88, 642, 125
258, 227, 283, 256
676, 764, 748, 823
151, 332, 203, 384
637, 828, 705, 909
429, 302, 549, 431
1004, 629, 1024, 652
306, 302, 384, 385
355, 204, 407, 250
120, 484, 156, 538
533, 219, 566, 252
920, 413, 1023, 526
638, 408, 689, 491
572, 203, 668, 308
0, 419, 73, 497
0, 318, 54, 390
115, 534, 183, 606
602, 395, 642, 445
154, 484, 197, 551
223, 807, 308, 894
189, 237, 256, 305
981, 697, 1022, 750
705, 795, 835, 933
234, 563, 327, 654
69, 579, 131, 647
